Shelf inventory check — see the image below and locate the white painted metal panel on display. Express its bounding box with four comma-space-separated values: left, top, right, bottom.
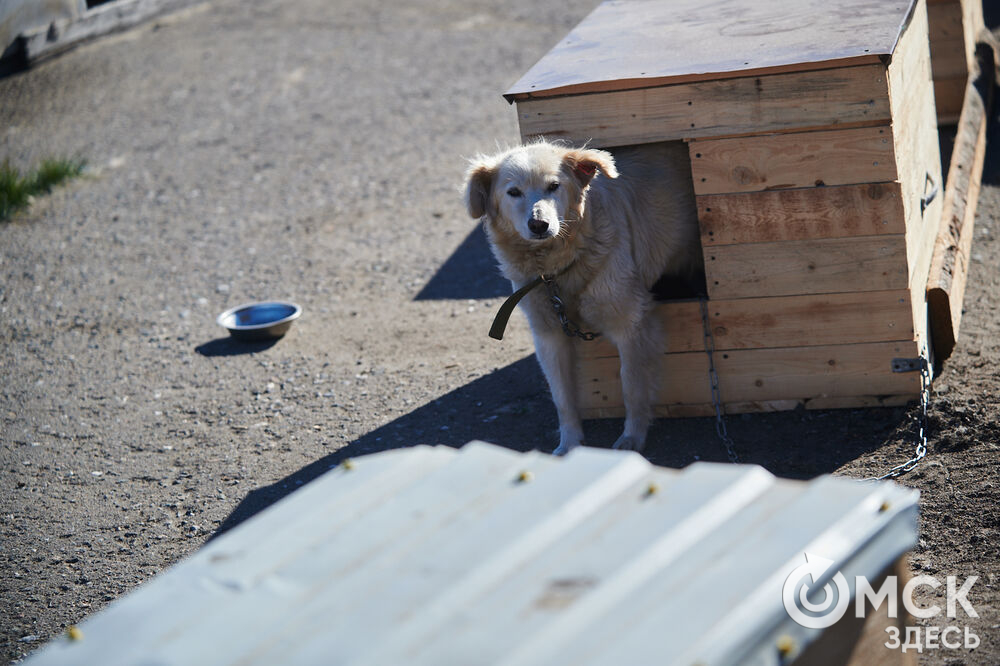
23, 441, 918, 666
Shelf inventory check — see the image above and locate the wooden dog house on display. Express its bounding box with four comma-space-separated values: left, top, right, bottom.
505, 0, 990, 418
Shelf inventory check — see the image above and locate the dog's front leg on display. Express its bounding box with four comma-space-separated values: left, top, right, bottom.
531, 328, 585, 456
609, 321, 660, 452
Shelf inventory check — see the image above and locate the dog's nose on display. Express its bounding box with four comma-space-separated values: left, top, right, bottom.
528, 218, 549, 236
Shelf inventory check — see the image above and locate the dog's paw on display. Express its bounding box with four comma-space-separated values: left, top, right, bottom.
612, 434, 646, 452
552, 441, 579, 456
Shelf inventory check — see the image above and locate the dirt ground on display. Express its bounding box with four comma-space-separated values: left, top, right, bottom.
1, 0, 998, 663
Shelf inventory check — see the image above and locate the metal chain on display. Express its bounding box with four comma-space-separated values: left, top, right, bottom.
696, 298, 931, 477
864, 358, 930, 481
541, 274, 601, 341
699, 298, 740, 463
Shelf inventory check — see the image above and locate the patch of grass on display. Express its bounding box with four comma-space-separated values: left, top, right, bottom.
0, 157, 87, 221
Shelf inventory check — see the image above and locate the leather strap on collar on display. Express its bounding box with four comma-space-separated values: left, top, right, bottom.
488, 276, 543, 340
488, 262, 576, 341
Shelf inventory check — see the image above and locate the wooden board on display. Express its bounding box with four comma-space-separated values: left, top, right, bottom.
577, 291, 915, 359
698, 183, 906, 245
927, 0, 985, 71
688, 126, 897, 195
576, 341, 921, 416
703, 291, 915, 351
889, 0, 943, 276
929, 1, 971, 87
20, 0, 205, 64
927, 47, 991, 361
505, 0, 915, 100
927, 0, 984, 125
799, 393, 917, 411
802, 559, 917, 666
515, 65, 892, 147
886, 0, 944, 351
928, 0, 984, 125
934, 77, 968, 122
705, 235, 908, 300
580, 394, 915, 419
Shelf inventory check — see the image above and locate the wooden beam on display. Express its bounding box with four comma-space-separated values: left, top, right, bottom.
698, 183, 906, 246
703, 291, 915, 351
883, 0, 943, 352
515, 64, 891, 147
887, 0, 944, 287
796, 559, 917, 666
577, 291, 915, 360
21, 0, 205, 64
688, 126, 897, 195
927, 36, 994, 362
934, 77, 968, 123
705, 235, 909, 300
580, 394, 915, 419
576, 341, 921, 415
927, 0, 983, 126
929, 0, 970, 106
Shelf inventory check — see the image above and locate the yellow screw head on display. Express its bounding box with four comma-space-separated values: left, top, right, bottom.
517, 470, 534, 483
341, 459, 354, 471
67, 625, 83, 641
646, 482, 660, 496
776, 634, 796, 657
879, 501, 891, 513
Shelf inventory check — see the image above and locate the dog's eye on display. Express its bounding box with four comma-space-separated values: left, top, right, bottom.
547, 182, 560, 192
507, 187, 523, 198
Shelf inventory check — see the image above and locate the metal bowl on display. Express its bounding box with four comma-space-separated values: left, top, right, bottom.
217, 301, 302, 341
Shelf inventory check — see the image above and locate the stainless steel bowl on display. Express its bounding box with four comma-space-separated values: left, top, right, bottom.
217, 301, 302, 341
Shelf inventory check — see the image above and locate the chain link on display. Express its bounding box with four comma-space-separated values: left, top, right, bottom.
699, 298, 740, 463
541, 274, 601, 341
864, 359, 930, 481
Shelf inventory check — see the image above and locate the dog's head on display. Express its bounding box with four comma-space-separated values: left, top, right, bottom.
463, 142, 618, 242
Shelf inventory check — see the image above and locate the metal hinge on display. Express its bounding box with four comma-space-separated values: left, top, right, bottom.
891, 357, 928, 373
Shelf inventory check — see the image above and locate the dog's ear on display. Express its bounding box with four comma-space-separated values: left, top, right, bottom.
563, 148, 619, 186
463, 158, 498, 219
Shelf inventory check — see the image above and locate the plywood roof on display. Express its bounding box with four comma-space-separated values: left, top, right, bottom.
506, 0, 916, 101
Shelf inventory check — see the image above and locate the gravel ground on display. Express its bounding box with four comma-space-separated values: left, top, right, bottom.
1, 1, 998, 663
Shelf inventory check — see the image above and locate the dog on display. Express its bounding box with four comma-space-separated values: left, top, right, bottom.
463, 139, 703, 455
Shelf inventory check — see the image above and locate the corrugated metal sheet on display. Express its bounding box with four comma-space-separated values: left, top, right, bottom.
24, 442, 918, 665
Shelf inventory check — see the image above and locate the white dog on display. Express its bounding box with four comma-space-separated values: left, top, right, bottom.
463, 140, 702, 454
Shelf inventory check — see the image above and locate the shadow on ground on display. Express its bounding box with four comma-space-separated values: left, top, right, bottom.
414, 225, 509, 300
196, 337, 280, 357
213, 352, 918, 538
